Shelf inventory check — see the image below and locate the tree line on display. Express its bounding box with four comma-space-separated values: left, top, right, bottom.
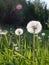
0, 0, 49, 29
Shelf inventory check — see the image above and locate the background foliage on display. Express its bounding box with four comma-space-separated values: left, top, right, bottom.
0, 0, 49, 28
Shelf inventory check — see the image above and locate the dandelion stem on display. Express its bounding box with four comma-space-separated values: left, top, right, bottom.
33, 29, 35, 65
19, 35, 20, 50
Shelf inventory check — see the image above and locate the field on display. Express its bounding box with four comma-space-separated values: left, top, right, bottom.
0, 25, 49, 65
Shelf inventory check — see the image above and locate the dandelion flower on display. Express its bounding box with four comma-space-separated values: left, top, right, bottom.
0, 30, 8, 35
38, 36, 41, 40
15, 47, 19, 51
41, 33, 45, 36
26, 20, 42, 34
48, 36, 49, 38
15, 28, 23, 36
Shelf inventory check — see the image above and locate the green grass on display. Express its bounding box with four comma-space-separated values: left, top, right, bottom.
0, 27, 49, 65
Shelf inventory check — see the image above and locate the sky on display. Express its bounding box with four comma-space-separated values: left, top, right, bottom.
26, 0, 49, 9
41, 0, 49, 9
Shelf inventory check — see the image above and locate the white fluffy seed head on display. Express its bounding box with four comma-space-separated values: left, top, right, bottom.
41, 33, 45, 36
15, 47, 19, 51
15, 28, 23, 36
26, 20, 42, 34
0, 30, 8, 35
48, 36, 49, 38
38, 36, 41, 40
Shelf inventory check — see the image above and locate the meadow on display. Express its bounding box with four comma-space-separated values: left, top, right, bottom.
0, 24, 49, 65
0, 0, 49, 64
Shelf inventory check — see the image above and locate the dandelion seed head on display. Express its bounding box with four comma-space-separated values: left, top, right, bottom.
15, 47, 19, 51
38, 36, 41, 40
41, 33, 45, 36
26, 20, 42, 34
48, 36, 49, 38
0, 30, 8, 35
15, 28, 23, 36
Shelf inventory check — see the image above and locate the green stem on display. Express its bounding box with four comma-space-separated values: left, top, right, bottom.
19, 35, 21, 65
19, 35, 20, 49
33, 31, 35, 65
